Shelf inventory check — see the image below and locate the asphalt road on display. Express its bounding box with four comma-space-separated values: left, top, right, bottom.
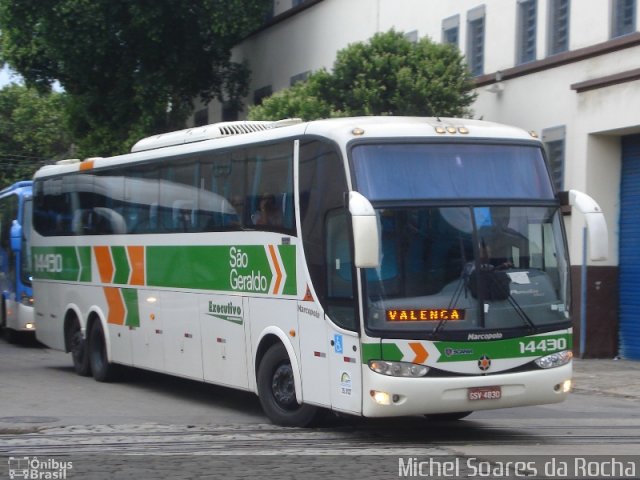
1, 335, 639, 479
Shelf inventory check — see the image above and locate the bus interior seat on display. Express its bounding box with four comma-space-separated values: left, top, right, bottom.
71, 209, 92, 235
172, 200, 195, 231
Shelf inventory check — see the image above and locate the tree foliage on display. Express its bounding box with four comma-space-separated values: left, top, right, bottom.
0, 0, 271, 156
0, 84, 71, 187
249, 30, 477, 121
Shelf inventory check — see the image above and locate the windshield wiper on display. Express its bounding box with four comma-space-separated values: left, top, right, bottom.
483, 265, 538, 333
433, 263, 539, 337
432, 264, 470, 337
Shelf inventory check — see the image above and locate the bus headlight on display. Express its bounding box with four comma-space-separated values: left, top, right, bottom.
535, 350, 573, 369
21, 293, 34, 306
368, 360, 429, 377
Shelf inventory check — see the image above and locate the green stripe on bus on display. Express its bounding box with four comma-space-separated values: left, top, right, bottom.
111, 246, 130, 285
434, 333, 572, 362
32, 246, 88, 282
145, 245, 297, 295
361, 342, 404, 363
121, 288, 140, 328
278, 245, 297, 296
77, 247, 92, 282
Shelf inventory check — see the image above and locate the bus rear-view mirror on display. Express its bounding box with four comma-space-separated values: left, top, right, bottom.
348, 191, 380, 268
559, 190, 608, 261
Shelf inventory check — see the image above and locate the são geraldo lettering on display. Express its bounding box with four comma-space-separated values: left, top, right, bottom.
228, 246, 268, 293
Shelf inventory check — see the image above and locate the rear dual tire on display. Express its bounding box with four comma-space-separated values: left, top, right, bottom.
88, 321, 118, 382
68, 321, 91, 376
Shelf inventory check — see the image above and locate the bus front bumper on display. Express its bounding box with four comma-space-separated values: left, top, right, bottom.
13, 303, 36, 332
362, 362, 572, 417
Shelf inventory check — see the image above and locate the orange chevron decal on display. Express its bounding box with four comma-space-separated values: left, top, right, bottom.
127, 246, 145, 286
268, 245, 283, 294
94, 246, 114, 283
409, 342, 428, 364
104, 287, 125, 325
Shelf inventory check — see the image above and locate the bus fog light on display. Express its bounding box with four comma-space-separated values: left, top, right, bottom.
370, 390, 392, 405
368, 360, 429, 377
535, 350, 572, 369
25, 323, 35, 330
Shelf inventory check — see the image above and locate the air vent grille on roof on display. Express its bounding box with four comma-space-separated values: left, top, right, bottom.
218, 123, 270, 136
131, 118, 302, 153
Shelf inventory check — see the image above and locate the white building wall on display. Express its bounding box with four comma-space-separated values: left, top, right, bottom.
194, 0, 640, 270
474, 43, 640, 266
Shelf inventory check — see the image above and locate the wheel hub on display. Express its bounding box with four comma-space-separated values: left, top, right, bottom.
271, 364, 296, 409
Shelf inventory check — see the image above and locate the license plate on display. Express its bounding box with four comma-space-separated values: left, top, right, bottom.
468, 386, 502, 401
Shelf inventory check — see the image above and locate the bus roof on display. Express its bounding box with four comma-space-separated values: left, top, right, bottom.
33, 117, 541, 179
0, 180, 33, 196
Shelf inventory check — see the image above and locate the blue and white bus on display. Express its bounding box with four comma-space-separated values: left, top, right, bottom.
1, 181, 34, 342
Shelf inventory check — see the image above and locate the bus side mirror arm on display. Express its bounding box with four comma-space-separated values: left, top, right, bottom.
560, 190, 608, 261
10, 220, 22, 252
348, 192, 380, 268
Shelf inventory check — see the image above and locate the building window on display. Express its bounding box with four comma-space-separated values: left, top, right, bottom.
548, 0, 570, 55
222, 102, 239, 122
442, 15, 460, 47
517, 0, 537, 64
467, 6, 486, 76
253, 85, 273, 106
194, 108, 208, 127
290, 71, 310, 86
612, 0, 636, 37
542, 126, 566, 192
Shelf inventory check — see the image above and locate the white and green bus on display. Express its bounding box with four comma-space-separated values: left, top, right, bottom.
32, 117, 607, 426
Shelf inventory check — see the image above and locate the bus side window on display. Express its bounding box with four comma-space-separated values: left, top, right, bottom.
72, 209, 91, 235
246, 143, 294, 233
326, 211, 353, 294
93, 207, 126, 234
172, 200, 194, 232
325, 210, 357, 331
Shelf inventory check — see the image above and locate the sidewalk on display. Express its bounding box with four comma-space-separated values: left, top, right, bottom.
571, 358, 640, 399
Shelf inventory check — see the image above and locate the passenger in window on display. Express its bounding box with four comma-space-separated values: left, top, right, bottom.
252, 193, 282, 227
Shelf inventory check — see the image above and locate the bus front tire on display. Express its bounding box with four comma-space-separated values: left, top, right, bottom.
88, 321, 118, 382
68, 322, 91, 376
257, 343, 319, 427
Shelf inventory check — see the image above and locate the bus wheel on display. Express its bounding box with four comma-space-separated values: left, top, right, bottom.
424, 411, 473, 421
67, 321, 91, 376
88, 321, 117, 382
257, 343, 319, 427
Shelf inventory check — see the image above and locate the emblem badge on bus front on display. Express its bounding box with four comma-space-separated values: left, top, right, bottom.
478, 355, 492, 371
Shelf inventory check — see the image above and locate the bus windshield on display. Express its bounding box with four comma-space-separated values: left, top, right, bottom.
351, 143, 568, 338
351, 143, 555, 201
